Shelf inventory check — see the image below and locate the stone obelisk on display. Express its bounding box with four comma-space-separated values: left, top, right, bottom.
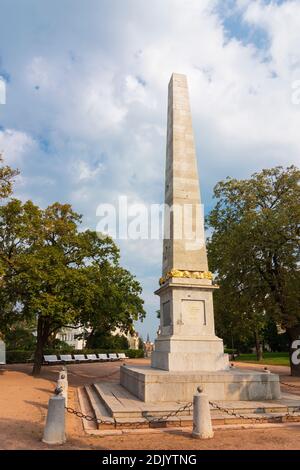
120, 73, 281, 402
162, 73, 208, 276
151, 73, 228, 372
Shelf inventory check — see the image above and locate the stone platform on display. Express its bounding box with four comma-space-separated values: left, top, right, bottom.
77, 382, 300, 432
120, 365, 281, 402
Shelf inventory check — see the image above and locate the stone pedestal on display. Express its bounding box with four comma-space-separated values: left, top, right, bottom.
151, 277, 229, 371
120, 365, 281, 402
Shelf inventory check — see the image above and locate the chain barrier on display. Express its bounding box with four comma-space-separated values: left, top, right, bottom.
65, 401, 193, 428
280, 381, 300, 389
209, 400, 300, 423
66, 399, 300, 428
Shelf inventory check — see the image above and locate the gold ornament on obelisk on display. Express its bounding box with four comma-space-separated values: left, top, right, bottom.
159, 269, 213, 286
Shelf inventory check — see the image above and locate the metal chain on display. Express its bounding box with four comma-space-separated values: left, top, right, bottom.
143, 401, 193, 425
65, 406, 116, 426
280, 381, 300, 389
65, 401, 192, 428
67, 400, 300, 428
209, 401, 268, 424
209, 400, 300, 423
65, 397, 300, 428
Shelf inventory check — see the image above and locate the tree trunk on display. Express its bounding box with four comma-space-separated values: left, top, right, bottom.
254, 330, 263, 361
85, 329, 95, 349
286, 325, 300, 377
32, 316, 50, 376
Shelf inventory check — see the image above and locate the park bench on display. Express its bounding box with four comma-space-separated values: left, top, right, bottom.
97, 353, 109, 361
73, 354, 89, 362
108, 353, 119, 361
60, 354, 75, 363
86, 354, 98, 361
43, 355, 61, 364
117, 353, 128, 360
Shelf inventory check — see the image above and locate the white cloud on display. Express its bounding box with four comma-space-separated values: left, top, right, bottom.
0, 0, 299, 339
75, 159, 105, 181
26, 56, 57, 90
0, 129, 36, 165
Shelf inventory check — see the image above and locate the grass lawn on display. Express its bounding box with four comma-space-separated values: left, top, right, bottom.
235, 352, 290, 366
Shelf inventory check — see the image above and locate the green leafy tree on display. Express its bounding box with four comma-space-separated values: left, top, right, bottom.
0, 199, 145, 375
207, 166, 300, 375
86, 332, 129, 350
5, 322, 36, 351
81, 263, 146, 348
0, 154, 19, 200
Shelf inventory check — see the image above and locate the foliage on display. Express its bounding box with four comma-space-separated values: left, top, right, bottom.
0, 154, 19, 200
47, 338, 74, 351
5, 325, 36, 351
207, 166, 300, 373
86, 332, 129, 350
0, 165, 145, 374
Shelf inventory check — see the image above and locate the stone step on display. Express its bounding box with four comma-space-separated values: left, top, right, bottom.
77, 387, 97, 431
78, 383, 300, 431
85, 385, 115, 429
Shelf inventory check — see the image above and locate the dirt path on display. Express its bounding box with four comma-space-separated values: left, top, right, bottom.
1, 360, 300, 450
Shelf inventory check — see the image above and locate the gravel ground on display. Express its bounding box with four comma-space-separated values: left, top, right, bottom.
1, 359, 300, 450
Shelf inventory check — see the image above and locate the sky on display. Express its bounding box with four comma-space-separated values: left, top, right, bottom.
0, 0, 300, 340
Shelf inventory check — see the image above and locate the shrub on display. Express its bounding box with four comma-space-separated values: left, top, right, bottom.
5, 327, 36, 351
6, 350, 34, 363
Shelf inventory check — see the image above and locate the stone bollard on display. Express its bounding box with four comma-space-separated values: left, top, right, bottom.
57, 375, 68, 407
192, 386, 214, 439
42, 395, 66, 445
59, 367, 67, 381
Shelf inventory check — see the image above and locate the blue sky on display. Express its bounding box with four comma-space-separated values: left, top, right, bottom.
0, 0, 300, 340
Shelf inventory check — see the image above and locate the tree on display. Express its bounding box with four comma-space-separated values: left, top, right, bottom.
86, 332, 129, 350
0, 199, 145, 375
207, 166, 300, 375
213, 281, 268, 360
0, 154, 19, 200
0, 199, 42, 336
5, 321, 36, 351
82, 264, 146, 348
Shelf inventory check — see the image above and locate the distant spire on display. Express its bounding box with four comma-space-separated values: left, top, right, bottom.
147, 333, 150, 343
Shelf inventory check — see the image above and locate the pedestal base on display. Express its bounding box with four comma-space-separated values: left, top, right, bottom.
151, 335, 229, 371
120, 365, 281, 402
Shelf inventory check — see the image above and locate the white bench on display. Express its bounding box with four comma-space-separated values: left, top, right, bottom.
108, 353, 119, 361
117, 353, 128, 360
60, 354, 75, 362
86, 354, 98, 361
74, 354, 89, 362
97, 353, 109, 361
44, 355, 61, 364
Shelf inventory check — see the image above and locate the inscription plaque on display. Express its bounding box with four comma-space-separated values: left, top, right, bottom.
181, 300, 206, 327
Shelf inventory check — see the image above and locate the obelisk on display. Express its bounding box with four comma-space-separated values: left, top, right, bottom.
162, 73, 208, 277
119, 73, 281, 402
151, 73, 228, 371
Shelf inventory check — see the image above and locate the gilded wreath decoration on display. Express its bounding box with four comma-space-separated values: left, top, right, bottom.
159, 269, 213, 286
